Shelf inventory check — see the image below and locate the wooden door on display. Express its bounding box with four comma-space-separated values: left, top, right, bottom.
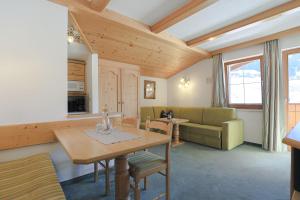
99, 66, 121, 113
121, 69, 139, 118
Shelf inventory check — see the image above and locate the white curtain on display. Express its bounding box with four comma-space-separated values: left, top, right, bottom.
262, 39, 286, 152
212, 53, 227, 107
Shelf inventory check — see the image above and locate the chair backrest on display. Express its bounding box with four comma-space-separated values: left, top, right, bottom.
145, 120, 173, 136
121, 117, 140, 128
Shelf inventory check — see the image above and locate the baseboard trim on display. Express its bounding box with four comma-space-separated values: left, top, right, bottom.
60, 172, 96, 186
244, 141, 262, 148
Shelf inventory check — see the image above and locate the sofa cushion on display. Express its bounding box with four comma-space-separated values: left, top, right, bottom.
179, 107, 203, 124
180, 122, 222, 138
152, 106, 167, 119
203, 107, 236, 126
140, 107, 155, 122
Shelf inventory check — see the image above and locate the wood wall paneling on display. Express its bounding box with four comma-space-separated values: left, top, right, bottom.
0, 118, 101, 150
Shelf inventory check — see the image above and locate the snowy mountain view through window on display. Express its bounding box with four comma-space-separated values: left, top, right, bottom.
288, 53, 300, 103
227, 58, 262, 105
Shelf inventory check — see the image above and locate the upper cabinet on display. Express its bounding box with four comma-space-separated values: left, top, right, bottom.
68, 60, 85, 82
68, 59, 86, 94
99, 59, 140, 118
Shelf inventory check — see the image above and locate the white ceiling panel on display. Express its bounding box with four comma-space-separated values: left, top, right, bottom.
166, 0, 290, 41
106, 0, 189, 25
197, 9, 300, 51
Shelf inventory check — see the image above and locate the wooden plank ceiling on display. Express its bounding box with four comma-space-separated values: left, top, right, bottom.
51, 0, 300, 78
52, 0, 211, 78
73, 9, 210, 78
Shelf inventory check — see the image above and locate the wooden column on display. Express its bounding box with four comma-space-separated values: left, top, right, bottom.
115, 155, 130, 200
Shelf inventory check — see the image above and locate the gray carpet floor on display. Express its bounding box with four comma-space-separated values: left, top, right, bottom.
61, 143, 290, 200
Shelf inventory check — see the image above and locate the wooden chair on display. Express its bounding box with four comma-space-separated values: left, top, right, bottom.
93, 116, 139, 195
94, 160, 110, 195
128, 120, 173, 200
121, 117, 140, 128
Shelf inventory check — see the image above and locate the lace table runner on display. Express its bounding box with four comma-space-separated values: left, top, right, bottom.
85, 128, 141, 145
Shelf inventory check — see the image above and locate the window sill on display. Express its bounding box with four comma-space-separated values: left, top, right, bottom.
229, 104, 262, 110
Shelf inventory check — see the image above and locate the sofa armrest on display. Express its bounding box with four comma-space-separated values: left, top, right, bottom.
222, 119, 244, 150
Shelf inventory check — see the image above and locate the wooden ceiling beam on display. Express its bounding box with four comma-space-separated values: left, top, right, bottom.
187, 0, 300, 47
210, 26, 300, 55
50, 0, 110, 12
88, 0, 110, 12
151, 0, 217, 33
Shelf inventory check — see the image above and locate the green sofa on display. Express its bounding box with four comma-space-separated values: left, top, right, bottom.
140, 106, 244, 150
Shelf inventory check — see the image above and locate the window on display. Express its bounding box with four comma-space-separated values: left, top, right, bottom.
224, 56, 263, 109
287, 50, 300, 103
283, 48, 300, 131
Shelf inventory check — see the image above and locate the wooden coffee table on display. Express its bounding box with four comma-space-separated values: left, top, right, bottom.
156, 118, 189, 147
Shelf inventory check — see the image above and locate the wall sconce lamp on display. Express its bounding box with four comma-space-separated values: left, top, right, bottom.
179, 76, 190, 88
67, 26, 81, 43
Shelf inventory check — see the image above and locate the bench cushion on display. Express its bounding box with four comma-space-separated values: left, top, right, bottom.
0, 153, 65, 200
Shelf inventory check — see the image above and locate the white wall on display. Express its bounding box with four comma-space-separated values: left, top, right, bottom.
68, 42, 90, 61
140, 76, 168, 106
0, 0, 68, 125
0, 0, 95, 182
167, 33, 300, 144
87, 54, 99, 113
167, 59, 213, 107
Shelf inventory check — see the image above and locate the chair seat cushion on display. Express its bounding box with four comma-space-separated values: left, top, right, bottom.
180, 122, 222, 138
0, 153, 66, 200
128, 151, 166, 179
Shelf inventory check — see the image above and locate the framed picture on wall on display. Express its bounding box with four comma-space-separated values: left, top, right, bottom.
144, 80, 156, 99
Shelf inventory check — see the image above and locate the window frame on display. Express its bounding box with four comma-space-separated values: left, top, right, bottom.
282, 47, 300, 104
224, 55, 264, 110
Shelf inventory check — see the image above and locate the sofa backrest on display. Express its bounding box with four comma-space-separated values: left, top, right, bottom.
202, 107, 236, 126
178, 107, 203, 124
166, 106, 183, 118
152, 106, 168, 119
140, 107, 155, 122
140, 106, 237, 126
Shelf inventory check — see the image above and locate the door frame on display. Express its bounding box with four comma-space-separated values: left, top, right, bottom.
282, 47, 300, 132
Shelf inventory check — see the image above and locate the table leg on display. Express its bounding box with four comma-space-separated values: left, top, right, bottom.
115, 155, 130, 200
172, 124, 184, 147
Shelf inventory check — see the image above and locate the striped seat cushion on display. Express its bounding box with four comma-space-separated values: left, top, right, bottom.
0, 153, 65, 200
128, 151, 166, 179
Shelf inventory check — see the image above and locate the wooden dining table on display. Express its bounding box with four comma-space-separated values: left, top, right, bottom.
54, 125, 170, 200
